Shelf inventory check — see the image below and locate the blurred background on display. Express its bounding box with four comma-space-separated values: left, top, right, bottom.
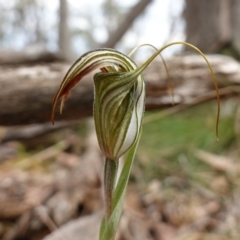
0, 0, 185, 58
0, 0, 240, 239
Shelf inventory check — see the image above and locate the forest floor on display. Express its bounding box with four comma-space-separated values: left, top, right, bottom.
0, 98, 239, 240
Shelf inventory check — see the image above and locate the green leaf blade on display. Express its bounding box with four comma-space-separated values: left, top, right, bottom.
99, 130, 141, 240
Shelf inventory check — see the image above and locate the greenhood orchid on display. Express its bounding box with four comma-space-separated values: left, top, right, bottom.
51, 42, 220, 240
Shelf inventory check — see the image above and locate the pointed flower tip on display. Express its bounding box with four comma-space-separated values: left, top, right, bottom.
51, 100, 57, 125
51, 110, 55, 125
51, 94, 61, 125
51, 86, 69, 125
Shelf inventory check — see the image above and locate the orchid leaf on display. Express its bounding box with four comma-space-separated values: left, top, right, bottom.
99, 130, 141, 240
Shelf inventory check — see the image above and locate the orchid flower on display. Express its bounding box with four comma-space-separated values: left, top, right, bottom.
51, 42, 220, 240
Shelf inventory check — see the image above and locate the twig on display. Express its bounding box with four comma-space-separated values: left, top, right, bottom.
144, 86, 240, 124
15, 138, 72, 169
35, 205, 66, 240
194, 149, 240, 173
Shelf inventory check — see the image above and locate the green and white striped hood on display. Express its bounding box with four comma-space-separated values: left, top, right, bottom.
51, 48, 145, 160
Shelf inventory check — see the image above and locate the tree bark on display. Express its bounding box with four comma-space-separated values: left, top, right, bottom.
232, 0, 240, 54
184, 0, 232, 53
0, 54, 239, 126
0, 48, 63, 65
58, 0, 72, 61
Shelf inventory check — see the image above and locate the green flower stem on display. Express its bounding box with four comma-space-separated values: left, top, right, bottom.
104, 158, 119, 221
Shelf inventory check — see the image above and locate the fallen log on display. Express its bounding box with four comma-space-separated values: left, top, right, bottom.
0, 54, 239, 126
0, 48, 64, 65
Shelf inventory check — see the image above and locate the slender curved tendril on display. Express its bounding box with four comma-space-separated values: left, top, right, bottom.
128, 42, 221, 140
128, 43, 175, 104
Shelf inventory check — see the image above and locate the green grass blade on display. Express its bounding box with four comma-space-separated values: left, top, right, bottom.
99, 130, 141, 240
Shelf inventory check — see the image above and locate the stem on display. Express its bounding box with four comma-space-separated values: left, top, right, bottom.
103, 158, 119, 221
